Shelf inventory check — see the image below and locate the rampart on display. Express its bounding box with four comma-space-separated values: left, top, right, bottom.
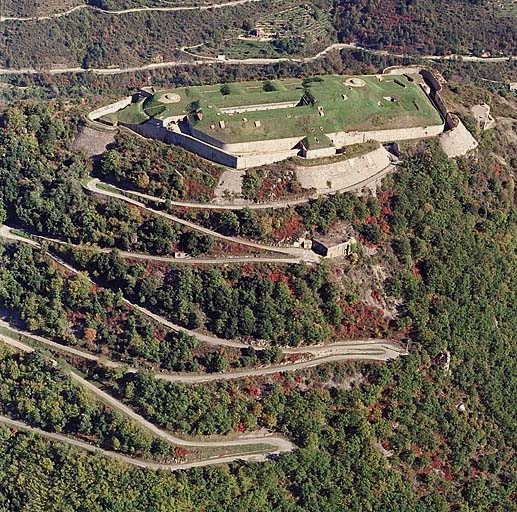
189, 121, 444, 157
220, 101, 299, 114
188, 124, 302, 154
296, 146, 392, 192
88, 96, 133, 121
88, 72, 451, 169
419, 70, 455, 130
126, 120, 238, 167
126, 120, 299, 169
329, 123, 444, 146
439, 118, 478, 158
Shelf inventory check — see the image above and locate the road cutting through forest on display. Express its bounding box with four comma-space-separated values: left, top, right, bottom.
0, 334, 295, 469
0, 42, 513, 76
0, 155, 408, 470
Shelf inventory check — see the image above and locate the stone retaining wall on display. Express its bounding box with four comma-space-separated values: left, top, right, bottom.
126, 120, 299, 169
439, 118, 478, 158
190, 120, 444, 156
189, 124, 302, 154
329, 123, 444, 146
127, 121, 238, 167
88, 96, 133, 121
296, 146, 392, 192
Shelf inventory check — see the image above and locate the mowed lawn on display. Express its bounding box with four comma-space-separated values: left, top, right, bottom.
108, 75, 443, 143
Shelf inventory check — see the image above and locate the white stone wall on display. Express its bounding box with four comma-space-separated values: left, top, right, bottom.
191, 121, 443, 156
88, 96, 133, 121
128, 121, 238, 168
305, 146, 337, 159
189, 125, 302, 154
329, 123, 444, 147
439, 119, 478, 158
296, 146, 392, 192
236, 149, 299, 169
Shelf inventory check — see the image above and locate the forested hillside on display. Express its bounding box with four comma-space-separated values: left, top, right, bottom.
333, 0, 517, 54
0, 85, 515, 509
1, 0, 515, 68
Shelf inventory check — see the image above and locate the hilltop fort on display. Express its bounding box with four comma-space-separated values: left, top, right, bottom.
90, 73, 446, 169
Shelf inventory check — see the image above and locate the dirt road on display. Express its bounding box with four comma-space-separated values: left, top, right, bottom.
0, 334, 294, 466
0, 321, 405, 383
0, 42, 513, 76
0, 415, 280, 470
0, 0, 264, 21
86, 163, 394, 210
84, 180, 319, 262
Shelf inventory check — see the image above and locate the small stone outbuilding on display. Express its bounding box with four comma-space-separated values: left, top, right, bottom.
312, 234, 357, 258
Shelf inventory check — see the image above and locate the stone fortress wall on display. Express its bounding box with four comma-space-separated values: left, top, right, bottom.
89, 71, 451, 169
189, 124, 303, 155
88, 96, 133, 123
419, 70, 456, 130
329, 123, 444, 147
296, 146, 392, 192
126, 119, 240, 168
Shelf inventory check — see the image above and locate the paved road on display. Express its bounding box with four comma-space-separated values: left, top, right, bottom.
0, 0, 264, 21
0, 42, 513, 76
84, 180, 319, 262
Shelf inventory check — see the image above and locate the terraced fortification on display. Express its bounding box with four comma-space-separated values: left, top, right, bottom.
91, 73, 444, 168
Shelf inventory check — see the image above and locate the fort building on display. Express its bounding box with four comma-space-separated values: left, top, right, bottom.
89, 73, 446, 169
312, 234, 358, 258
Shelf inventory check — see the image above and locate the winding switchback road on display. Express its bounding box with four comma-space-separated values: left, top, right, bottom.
86, 164, 395, 211
0, 224, 303, 349
0, 226, 405, 357
8, 225, 305, 266
0, 415, 282, 470
0, 334, 295, 467
83, 180, 319, 262
0, 321, 405, 383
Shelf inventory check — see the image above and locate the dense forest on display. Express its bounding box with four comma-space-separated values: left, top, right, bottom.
0, 1, 295, 68
61, 138, 516, 510
1, 0, 515, 68
0, 240, 291, 372
99, 133, 222, 202
0, 104, 242, 257
57, 250, 394, 345
0, 346, 174, 459
334, 0, 517, 55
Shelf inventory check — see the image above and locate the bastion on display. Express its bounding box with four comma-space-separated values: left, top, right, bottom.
89, 73, 446, 169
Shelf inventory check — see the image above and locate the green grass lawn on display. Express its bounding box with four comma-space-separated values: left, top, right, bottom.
110, 98, 150, 125
110, 74, 443, 142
